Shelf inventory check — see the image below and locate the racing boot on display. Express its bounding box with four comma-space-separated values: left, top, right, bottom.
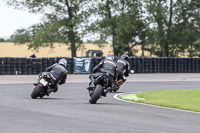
52, 85, 58, 92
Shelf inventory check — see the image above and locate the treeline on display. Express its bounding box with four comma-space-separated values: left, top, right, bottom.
5, 0, 200, 57
0, 38, 12, 42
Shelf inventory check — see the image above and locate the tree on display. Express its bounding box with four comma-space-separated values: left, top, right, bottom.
169, 0, 200, 57
144, 0, 172, 57
7, 0, 90, 57
88, 0, 119, 56
88, 0, 144, 56
0, 38, 6, 42
144, 0, 200, 57
113, 0, 145, 56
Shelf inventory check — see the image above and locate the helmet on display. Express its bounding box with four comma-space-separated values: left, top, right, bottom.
59, 58, 67, 68
105, 54, 114, 60
121, 54, 129, 61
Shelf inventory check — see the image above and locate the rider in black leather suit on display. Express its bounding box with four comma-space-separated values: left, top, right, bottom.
116, 54, 130, 82
87, 54, 118, 90
45, 58, 68, 92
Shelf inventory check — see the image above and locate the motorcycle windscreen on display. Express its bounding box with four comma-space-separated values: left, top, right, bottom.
39, 78, 48, 86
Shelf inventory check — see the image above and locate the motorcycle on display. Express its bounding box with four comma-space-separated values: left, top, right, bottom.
110, 79, 124, 92
110, 70, 134, 92
88, 73, 111, 104
31, 72, 56, 99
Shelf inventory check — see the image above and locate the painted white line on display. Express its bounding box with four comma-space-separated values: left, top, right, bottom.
114, 92, 200, 114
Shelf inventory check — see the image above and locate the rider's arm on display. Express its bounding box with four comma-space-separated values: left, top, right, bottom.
124, 63, 130, 77
114, 65, 118, 80
59, 74, 67, 85
92, 61, 103, 73
46, 64, 56, 72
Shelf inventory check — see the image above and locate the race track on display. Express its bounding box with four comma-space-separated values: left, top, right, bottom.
0, 74, 200, 133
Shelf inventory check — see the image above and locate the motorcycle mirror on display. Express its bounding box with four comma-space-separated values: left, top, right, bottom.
130, 70, 134, 74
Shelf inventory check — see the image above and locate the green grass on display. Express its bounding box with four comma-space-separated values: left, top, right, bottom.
135, 89, 200, 112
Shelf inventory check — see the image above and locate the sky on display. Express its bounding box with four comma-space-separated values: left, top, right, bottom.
0, 0, 42, 39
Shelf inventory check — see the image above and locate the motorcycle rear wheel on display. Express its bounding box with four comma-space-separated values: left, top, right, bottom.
89, 84, 103, 104
31, 84, 43, 99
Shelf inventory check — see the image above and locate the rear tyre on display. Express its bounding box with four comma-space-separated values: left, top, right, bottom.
31, 84, 43, 99
89, 84, 103, 104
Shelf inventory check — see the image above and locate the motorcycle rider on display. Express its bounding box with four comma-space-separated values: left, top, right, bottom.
87, 54, 118, 94
116, 54, 130, 84
36, 58, 68, 92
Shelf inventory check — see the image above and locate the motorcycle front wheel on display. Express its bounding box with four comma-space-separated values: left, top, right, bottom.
31, 84, 43, 99
89, 84, 103, 104
113, 85, 120, 92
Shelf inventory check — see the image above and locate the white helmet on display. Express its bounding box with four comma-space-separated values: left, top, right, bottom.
59, 58, 67, 68
121, 54, 129, 61
105, 54, 114, 60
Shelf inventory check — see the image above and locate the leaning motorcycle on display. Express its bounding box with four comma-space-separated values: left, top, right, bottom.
31, 72, 56, 99
110, 70, 134, 92
88, 73, 110, 104
110, 79, 124, 92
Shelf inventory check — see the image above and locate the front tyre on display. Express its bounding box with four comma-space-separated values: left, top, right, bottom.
31, 84, 43, 99
89, 84, 103, 104
114, 85, 120, 92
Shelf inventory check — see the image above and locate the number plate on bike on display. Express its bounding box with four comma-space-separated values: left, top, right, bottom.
39, 78, 48, 86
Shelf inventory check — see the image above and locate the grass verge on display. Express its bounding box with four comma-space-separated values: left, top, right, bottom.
122, 89, 200, 112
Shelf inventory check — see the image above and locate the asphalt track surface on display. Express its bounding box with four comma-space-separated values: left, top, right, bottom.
0, 74, 200, 133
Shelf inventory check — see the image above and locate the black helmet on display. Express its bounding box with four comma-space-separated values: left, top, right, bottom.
59, 58, 67, 68
121, 54, 129, 61
105, 54, 114, 60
